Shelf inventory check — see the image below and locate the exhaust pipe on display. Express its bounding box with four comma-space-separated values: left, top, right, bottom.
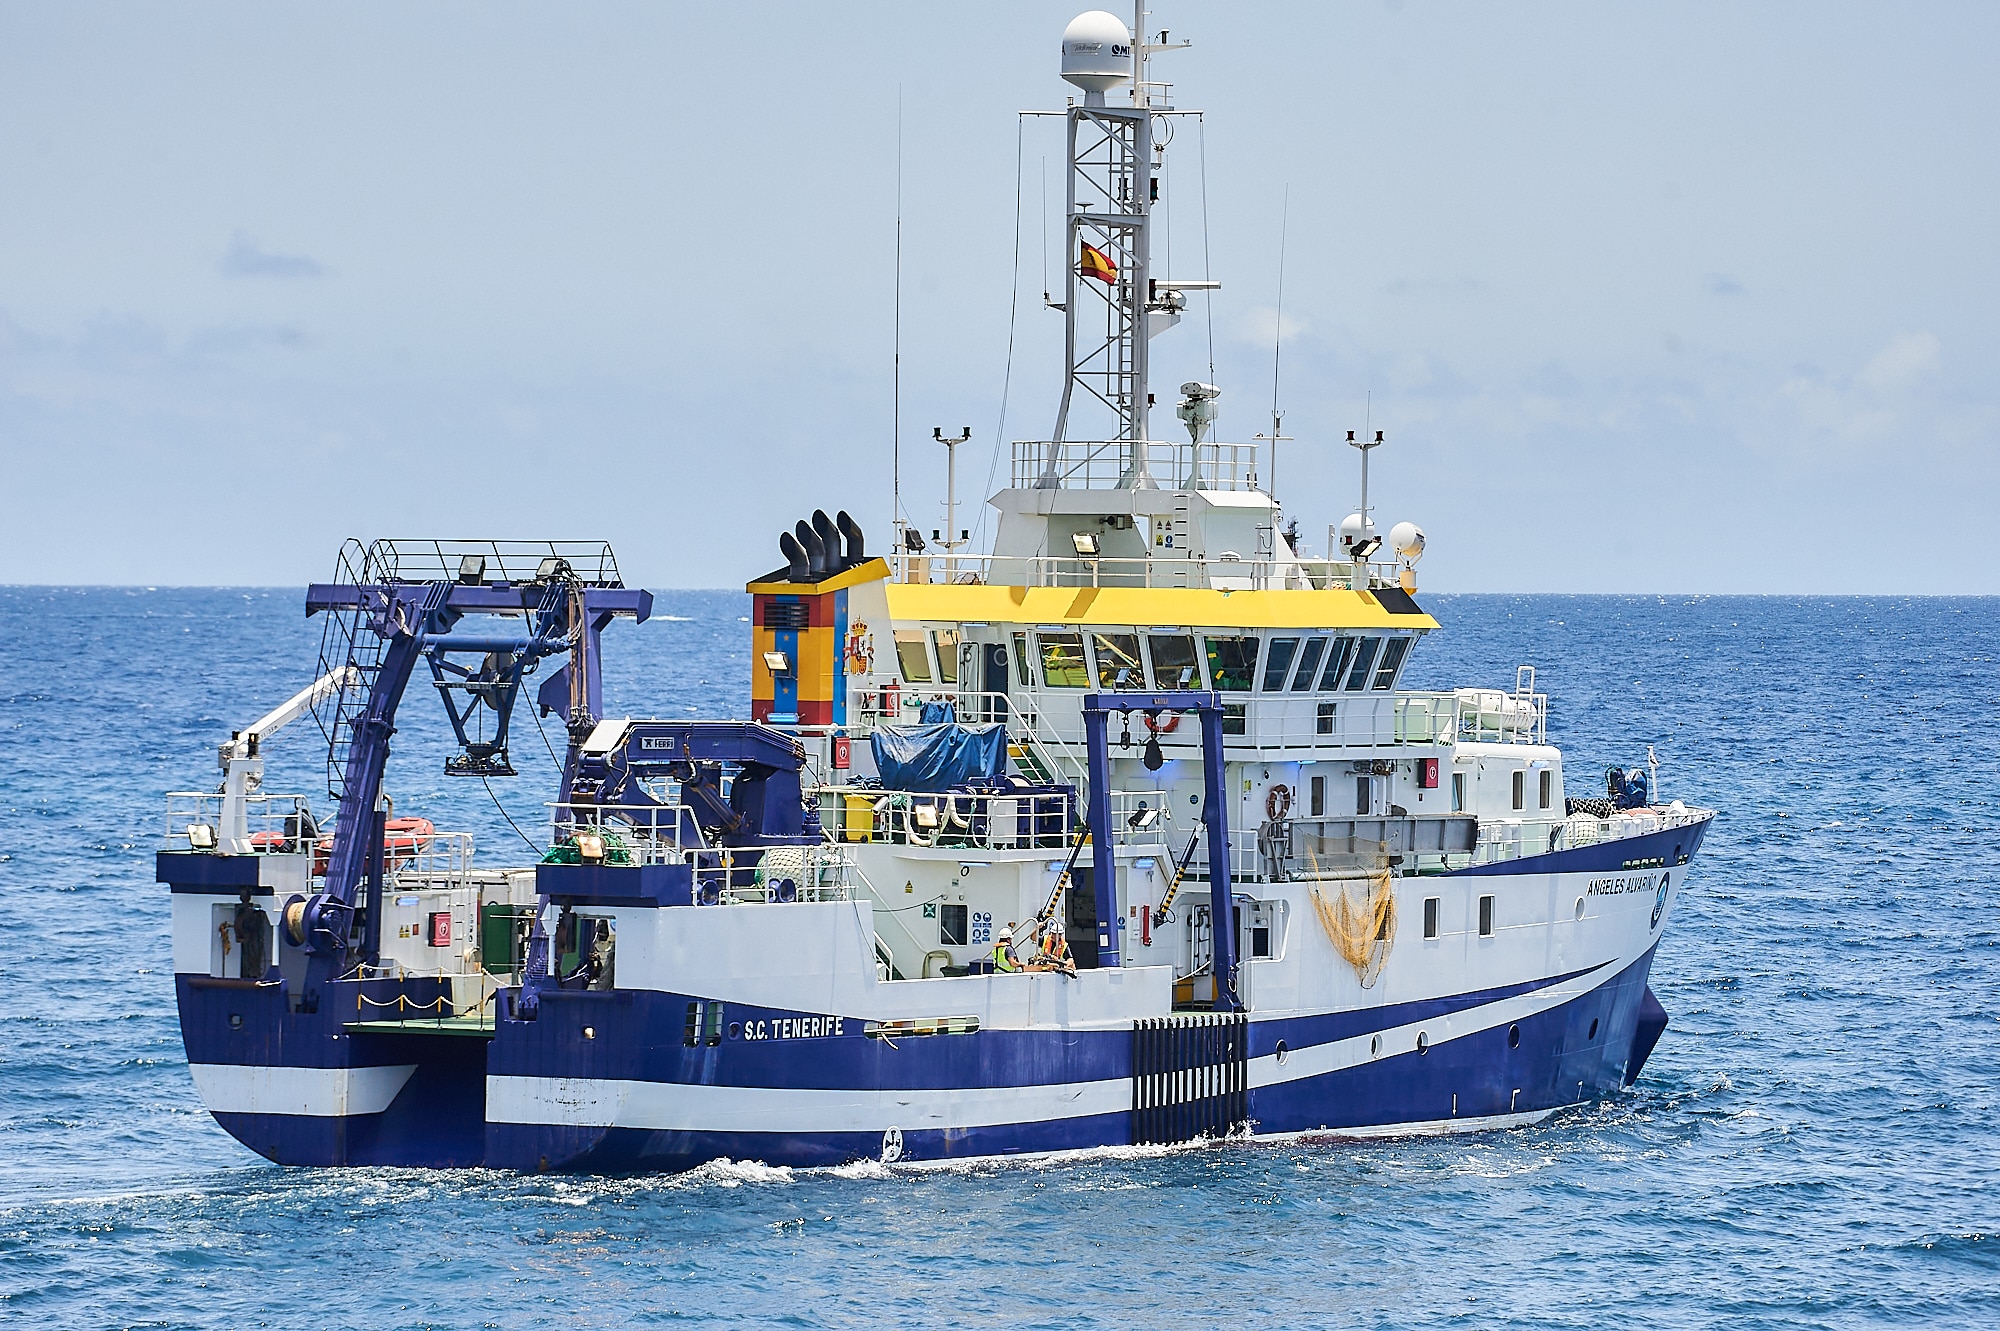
836, 511, 865, 567
795, 520, 827, 578
779, 530, 809, 582
812, 510, 842, 571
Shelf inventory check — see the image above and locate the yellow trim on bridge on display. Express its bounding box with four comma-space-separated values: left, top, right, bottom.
883, 583, 1437, 631
746, 557, 893, 596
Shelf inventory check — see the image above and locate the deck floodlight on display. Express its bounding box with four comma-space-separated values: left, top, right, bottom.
1128, 802, 1159, 830
457, 554, 486, 585
1072, 532, 1100, 557
762, 651, 791, 675
575, 830, 605, 863
535, 556, 566, 582
186, 822, 216, 850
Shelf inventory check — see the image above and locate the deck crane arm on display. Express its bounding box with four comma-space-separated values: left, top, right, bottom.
217, 667, 360, 853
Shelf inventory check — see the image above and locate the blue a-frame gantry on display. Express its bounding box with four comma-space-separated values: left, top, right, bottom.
1081, 691, 1240, 1010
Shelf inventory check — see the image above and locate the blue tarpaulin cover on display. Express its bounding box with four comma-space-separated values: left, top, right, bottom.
872, 722, 1007, 793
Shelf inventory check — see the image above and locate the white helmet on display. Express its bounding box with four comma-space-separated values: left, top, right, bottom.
1047, 919, 1065, 938
998, 927, 1013, 943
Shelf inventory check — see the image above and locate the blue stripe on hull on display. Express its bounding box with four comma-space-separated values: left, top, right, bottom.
485, 1111, 1134, 1174
1248, 945, 1661, 1134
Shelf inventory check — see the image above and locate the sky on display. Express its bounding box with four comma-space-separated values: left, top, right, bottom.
1, 1, 1995, 592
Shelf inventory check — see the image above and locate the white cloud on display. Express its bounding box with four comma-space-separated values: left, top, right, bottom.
1857, 330, 1940, 393
1233, 305, 1308, 348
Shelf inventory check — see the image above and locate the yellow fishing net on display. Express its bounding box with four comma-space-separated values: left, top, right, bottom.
1308, 862, 1396, 988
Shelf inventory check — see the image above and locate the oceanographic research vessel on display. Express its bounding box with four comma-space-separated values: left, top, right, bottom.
160, 8, 1715, 1171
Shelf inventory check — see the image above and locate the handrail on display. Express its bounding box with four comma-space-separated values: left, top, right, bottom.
889, 550, 1403, 591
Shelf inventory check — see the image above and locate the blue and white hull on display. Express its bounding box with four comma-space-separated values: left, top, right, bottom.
167, 816, 1707, 1171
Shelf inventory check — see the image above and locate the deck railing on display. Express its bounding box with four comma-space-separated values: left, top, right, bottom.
890, 550, 1403, 592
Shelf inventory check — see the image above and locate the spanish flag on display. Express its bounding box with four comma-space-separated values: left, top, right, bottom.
1078, 242, 1117, 285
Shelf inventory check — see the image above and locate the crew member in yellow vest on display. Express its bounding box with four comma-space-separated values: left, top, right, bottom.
1030, 918, 1076, 976
992, 926, 1021, 973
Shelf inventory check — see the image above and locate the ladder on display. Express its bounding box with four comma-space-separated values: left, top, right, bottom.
312, 540, 393, 805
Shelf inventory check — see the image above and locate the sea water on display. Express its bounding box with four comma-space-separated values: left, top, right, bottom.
1, 589, 1995, 1329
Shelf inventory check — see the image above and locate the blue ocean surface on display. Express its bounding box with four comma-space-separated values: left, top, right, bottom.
1, 588, 1996, 1329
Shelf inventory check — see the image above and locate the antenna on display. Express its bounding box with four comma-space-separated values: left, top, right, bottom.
891, 89, 905, 545
1268, 184, 1289, 502
934, 427, 971, 579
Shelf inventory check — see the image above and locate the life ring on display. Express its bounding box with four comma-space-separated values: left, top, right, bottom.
1265, 784, 1292, 822
311, 816, 437, 876
1144, 711, 1181, 735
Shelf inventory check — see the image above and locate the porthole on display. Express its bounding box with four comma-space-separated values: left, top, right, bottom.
727, 1022, 743, 1041
1370, 1034, 1382, 1058
1587, 1018, 1599, 1040
1275, 1040, 1289, 1065
1508, 1023, 1520, 1049
1415, 1031, 1430, 1055
583, 1026, 596, 1040
1574, 897, 1585, 920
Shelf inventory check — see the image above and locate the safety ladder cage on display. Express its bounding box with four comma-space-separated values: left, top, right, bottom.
1131, 1012, 1249, 1146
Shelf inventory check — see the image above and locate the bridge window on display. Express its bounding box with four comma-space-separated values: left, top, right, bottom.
1012, 633, 1032, 687
1318, 637, 1356, 690
933, 629, 960, 684
1344, 638, 1380, 691
1371, 637, 1410, 690
1091, 633, 1146, 690
1261, 638, 1300, 691
1290, 637, 1328, 691
1037, 633, 1090, 688
1205, 636, 1258, 691
1148, 634, 1201, 688
894, 629, 933, 683
1540, 769, 1554, 809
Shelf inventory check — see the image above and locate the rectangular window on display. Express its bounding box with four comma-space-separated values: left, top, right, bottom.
1011, 633, 1032, 687
1037, 633, 1090, 688
1252, 927, 1272, 958
939, 902, 968, 946
1205, 636, 1259, 691
1147, 634, 1202, 689
933, 629, 959, 684
1344, 638, 1381, 691
1318, 638, 1356, 690
1372, 637, 1410, 690
1356, 776, 1373, 816
1451, 771, 1465, 812
684, 1001, 701, 1047
1091, 632, 1146, 690
1222, 702, 1247, 735
1423, 897, 1440, 939
1512, 770, 1525, 810
1290, 637, 1328, 691
1309, 775, 1326, 817
704, 1001, 724, 1047
1261, 638, 1300, 691
1479, 895, 1495, 937
1316, 702, 1337, 735
1539, 769, 1553, 809
894, 629, 933, 683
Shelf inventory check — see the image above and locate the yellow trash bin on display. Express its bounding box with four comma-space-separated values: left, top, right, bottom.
843, 793, 874, 843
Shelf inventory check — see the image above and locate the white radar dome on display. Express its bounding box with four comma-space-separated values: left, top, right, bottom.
1061, 11, 1133, 94
1337, 512, 1376, 549
1390, 521, 1426, 563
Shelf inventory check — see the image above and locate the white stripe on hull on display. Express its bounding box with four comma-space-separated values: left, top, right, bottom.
189, 1063, 417, 1117
486, 1072, 1130, 1133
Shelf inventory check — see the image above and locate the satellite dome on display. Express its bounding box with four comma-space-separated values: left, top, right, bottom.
1061, 11, 1133, 94
1337, 512, 1375, 547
